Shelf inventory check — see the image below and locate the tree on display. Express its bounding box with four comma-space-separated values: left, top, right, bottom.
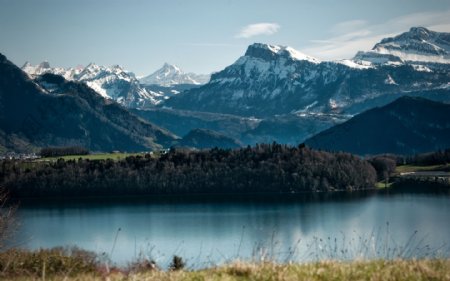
0, 188, 16, 250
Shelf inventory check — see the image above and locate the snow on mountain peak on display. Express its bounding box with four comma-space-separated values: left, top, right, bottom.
283, 46, 320, 63
408, 26, 431, 37
139, 63, 210, 86
21, 60, 68, 78
21, 61, 161, 108
162, 62, 181, 72
354, 27, 450, 65
245, 43, 320, 63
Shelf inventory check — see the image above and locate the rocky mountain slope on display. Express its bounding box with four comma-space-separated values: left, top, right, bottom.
354, 27, 450, 66
164, 27, 450, 118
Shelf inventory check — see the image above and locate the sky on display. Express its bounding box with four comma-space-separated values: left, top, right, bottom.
1, 0, 450, 75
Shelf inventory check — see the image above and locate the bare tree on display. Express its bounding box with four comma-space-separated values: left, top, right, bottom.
0, 188, 16, 250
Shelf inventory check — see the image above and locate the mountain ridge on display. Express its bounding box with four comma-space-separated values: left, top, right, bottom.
0, 53, 178, 153
305, 96, 450, 155
354, 27, 450, 66
163, 27, 450, 117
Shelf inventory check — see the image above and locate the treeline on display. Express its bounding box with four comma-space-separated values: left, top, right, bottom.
1, 144, 377, 198
368, 156, 396, 182
40, 146, 89, 158
370, 149, 450, 167
404, 149, 450, 166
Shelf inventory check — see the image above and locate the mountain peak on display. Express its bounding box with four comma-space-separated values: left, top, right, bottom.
409, 26, 430, 35
162, 62, 181, 71
139, 63, 209, 86
22, 61, 31, 68
355, 27, 450, 65
38, 61, 50, 69
245, 43, 320, 63
85, 62, 100, 69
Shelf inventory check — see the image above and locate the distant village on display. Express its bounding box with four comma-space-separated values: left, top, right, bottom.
0, 152, 39, 160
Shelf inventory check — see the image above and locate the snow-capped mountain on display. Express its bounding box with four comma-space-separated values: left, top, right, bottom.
354, 27, 450, 66
22, 62, 165, 108
21, 61, 83, 80
72, 63, 164, 108
1, 53, 178, 153
139, 63, 210, 86
164, 27, 450, 117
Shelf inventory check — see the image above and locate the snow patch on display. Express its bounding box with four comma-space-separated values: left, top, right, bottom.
335, 59, 372, 69
412, 64, 432, 72
385, 75, 397, 85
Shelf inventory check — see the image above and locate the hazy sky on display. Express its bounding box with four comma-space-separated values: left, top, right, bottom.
1, 0, 449, 75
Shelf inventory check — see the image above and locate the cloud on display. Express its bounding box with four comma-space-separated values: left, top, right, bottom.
303, 10, 450, 60
235, 23, 280, 38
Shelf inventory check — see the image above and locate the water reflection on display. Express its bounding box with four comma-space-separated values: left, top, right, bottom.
15, 191, 450, 268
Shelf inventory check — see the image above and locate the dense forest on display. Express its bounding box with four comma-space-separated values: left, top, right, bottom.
367, 149, 450, 167
403, 149, 450, 166
1, 144, 377, 198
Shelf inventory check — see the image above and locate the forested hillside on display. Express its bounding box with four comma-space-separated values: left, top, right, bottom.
1, 144, 377, 198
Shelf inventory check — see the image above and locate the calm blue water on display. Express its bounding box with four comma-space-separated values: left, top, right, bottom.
14, 191, 450, 269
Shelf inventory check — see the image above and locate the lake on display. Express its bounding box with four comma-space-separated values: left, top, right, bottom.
14, 191, 450, 269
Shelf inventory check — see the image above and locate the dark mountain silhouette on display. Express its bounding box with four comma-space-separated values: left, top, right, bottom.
305, 96, 450, 155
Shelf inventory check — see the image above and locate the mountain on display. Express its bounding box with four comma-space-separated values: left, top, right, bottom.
139, 63, 210, 86
176, 129, 242, 149
305, 96, 450, 155
22, 62, 165, 108
240, 113, 348, 145
22, 61, 83, 80
132, 108, 260, 140
141, 83, 202, 103
133, 107, 347, 146
354, 27, 450, 66
1, 53, 178, 153
164, 28, 450, 118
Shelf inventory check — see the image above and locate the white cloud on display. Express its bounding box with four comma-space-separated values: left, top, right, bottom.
235, 23, 280, 39
303, 10, 450, 60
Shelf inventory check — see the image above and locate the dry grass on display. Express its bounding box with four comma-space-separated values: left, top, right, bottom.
1, 259, 449, 281
0, 247, 99, 280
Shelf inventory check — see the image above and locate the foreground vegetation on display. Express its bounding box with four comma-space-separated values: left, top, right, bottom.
0, 248, 448, 281
118, 260, 450, 281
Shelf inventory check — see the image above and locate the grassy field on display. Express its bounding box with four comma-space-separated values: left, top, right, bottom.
37, 152, 153, 162
395, 164, 450, 174
1, 259, 449, 281
375, 181, 393, 189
